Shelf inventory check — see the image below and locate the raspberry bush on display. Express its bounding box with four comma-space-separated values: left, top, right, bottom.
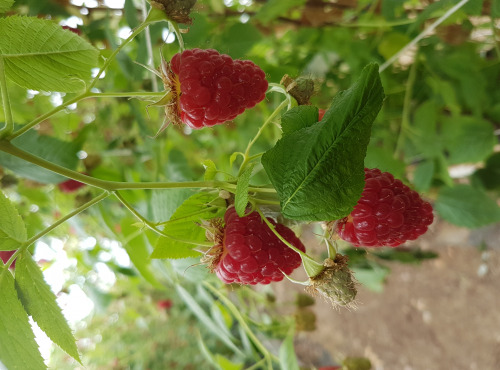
1, 1, 498, 369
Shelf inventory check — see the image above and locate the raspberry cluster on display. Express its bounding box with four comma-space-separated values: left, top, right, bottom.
335, 168, 433, 247
214, 207, 305, 285
164, 48, 268, 129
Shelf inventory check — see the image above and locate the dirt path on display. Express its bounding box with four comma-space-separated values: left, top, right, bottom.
275, 220, 500, 370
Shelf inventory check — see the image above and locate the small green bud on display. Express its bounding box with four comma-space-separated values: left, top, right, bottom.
306, 254, 357, 308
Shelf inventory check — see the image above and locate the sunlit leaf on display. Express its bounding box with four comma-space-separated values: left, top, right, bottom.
0, 268, 46, 370
0, 190, 27, 251
15, 252, 81, 363
0, 16, 99, 92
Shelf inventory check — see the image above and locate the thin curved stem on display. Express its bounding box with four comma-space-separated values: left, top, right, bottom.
379, 0, 470, 73
0, 56, 14, 138
238, 99, 288, 176
8, 92, 91, 140
8, 91, 166, 140
0, 140, 236, 192
88, 21, 151, 90
114, 191, 212, 247
203, 282, 277, 368
0, 192, 110, 277
255, 208, 324, 278
394, 54, 418, 158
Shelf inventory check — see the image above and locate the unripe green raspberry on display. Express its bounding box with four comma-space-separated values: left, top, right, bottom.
306, 254, 357, 308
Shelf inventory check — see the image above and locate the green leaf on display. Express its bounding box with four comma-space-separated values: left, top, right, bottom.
0, 0, 14, 13
0, 269, 46, 370
202, 159, 217, 181
255, 0, 307, 25
493, 0, 500, 18
151, 192, 224, 259
217, 23, 262, 59
262, 63, 384, 221
413, 160, 435, 193
215, 354, 243, 370
281, 105, 318, 136
351, 262, 390, 293
14, 252, 81, 363
373, 248, 438, 264
411, 101, 441, 158
0, 190, 27, 251
0, 130, 82, 184
441, 116, 495, 165
377, 32, 411, 60
473, 152, 500, 190
150, 189, 192, 223
120, 219, 163, 289
176, 285, 243, 356
0, 16, 99, 92
279, 330, 300, 370
435, 185, 500, 228
235, 163, 255, 217
365, 145, 406, 180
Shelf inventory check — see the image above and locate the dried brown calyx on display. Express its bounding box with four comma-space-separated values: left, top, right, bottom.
199, 218, 224, 272
280, 74, 315, 105
306, 254, 357, 309
159, 58, 182, 127
150, 0, 197, 24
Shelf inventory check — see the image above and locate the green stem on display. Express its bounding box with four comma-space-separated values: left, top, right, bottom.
255, 208, 324, 278
9, 92, 91, 140
379, 0, 470, 72
238, 99, 288, 176
154, 205, 220, 226
114, 191, 213, 247
91, 91, 165, 98
251, 198, 280, 206
0, 191, 110, 276
203, 282, 277, 368
0, 140, 240, 192
88, 21, 152, 90
394, 55, 418, 158
491, 16, 500, 58
0, 56, 14, 138
8, 90, 166, 140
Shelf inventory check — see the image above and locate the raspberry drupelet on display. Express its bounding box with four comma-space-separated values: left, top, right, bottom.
335, 168, 434, 247
161, 48, 268, 129
211, 207, 306, 285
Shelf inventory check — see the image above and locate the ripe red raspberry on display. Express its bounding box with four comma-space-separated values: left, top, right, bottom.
318, 108, 326, 121
62, 25, 82, 35
161, 48, 268, 129
0, 250, 16, 269
58, 178, 86, 193
211, 207, 305, 285
334, 168, 434, 247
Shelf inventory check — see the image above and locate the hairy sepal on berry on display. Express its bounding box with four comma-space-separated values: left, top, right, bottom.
205, 207, 306, 285
306, 254, 357, 309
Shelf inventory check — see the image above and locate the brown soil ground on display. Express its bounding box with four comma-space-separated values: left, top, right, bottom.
275, 219, 500, 370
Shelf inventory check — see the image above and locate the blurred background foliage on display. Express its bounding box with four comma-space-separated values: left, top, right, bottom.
1, 0, 500, 368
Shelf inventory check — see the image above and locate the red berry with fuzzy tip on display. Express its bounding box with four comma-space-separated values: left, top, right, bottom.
213, 207, 305, 285
162, 48, 268, 129
335, 168, 434, 247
